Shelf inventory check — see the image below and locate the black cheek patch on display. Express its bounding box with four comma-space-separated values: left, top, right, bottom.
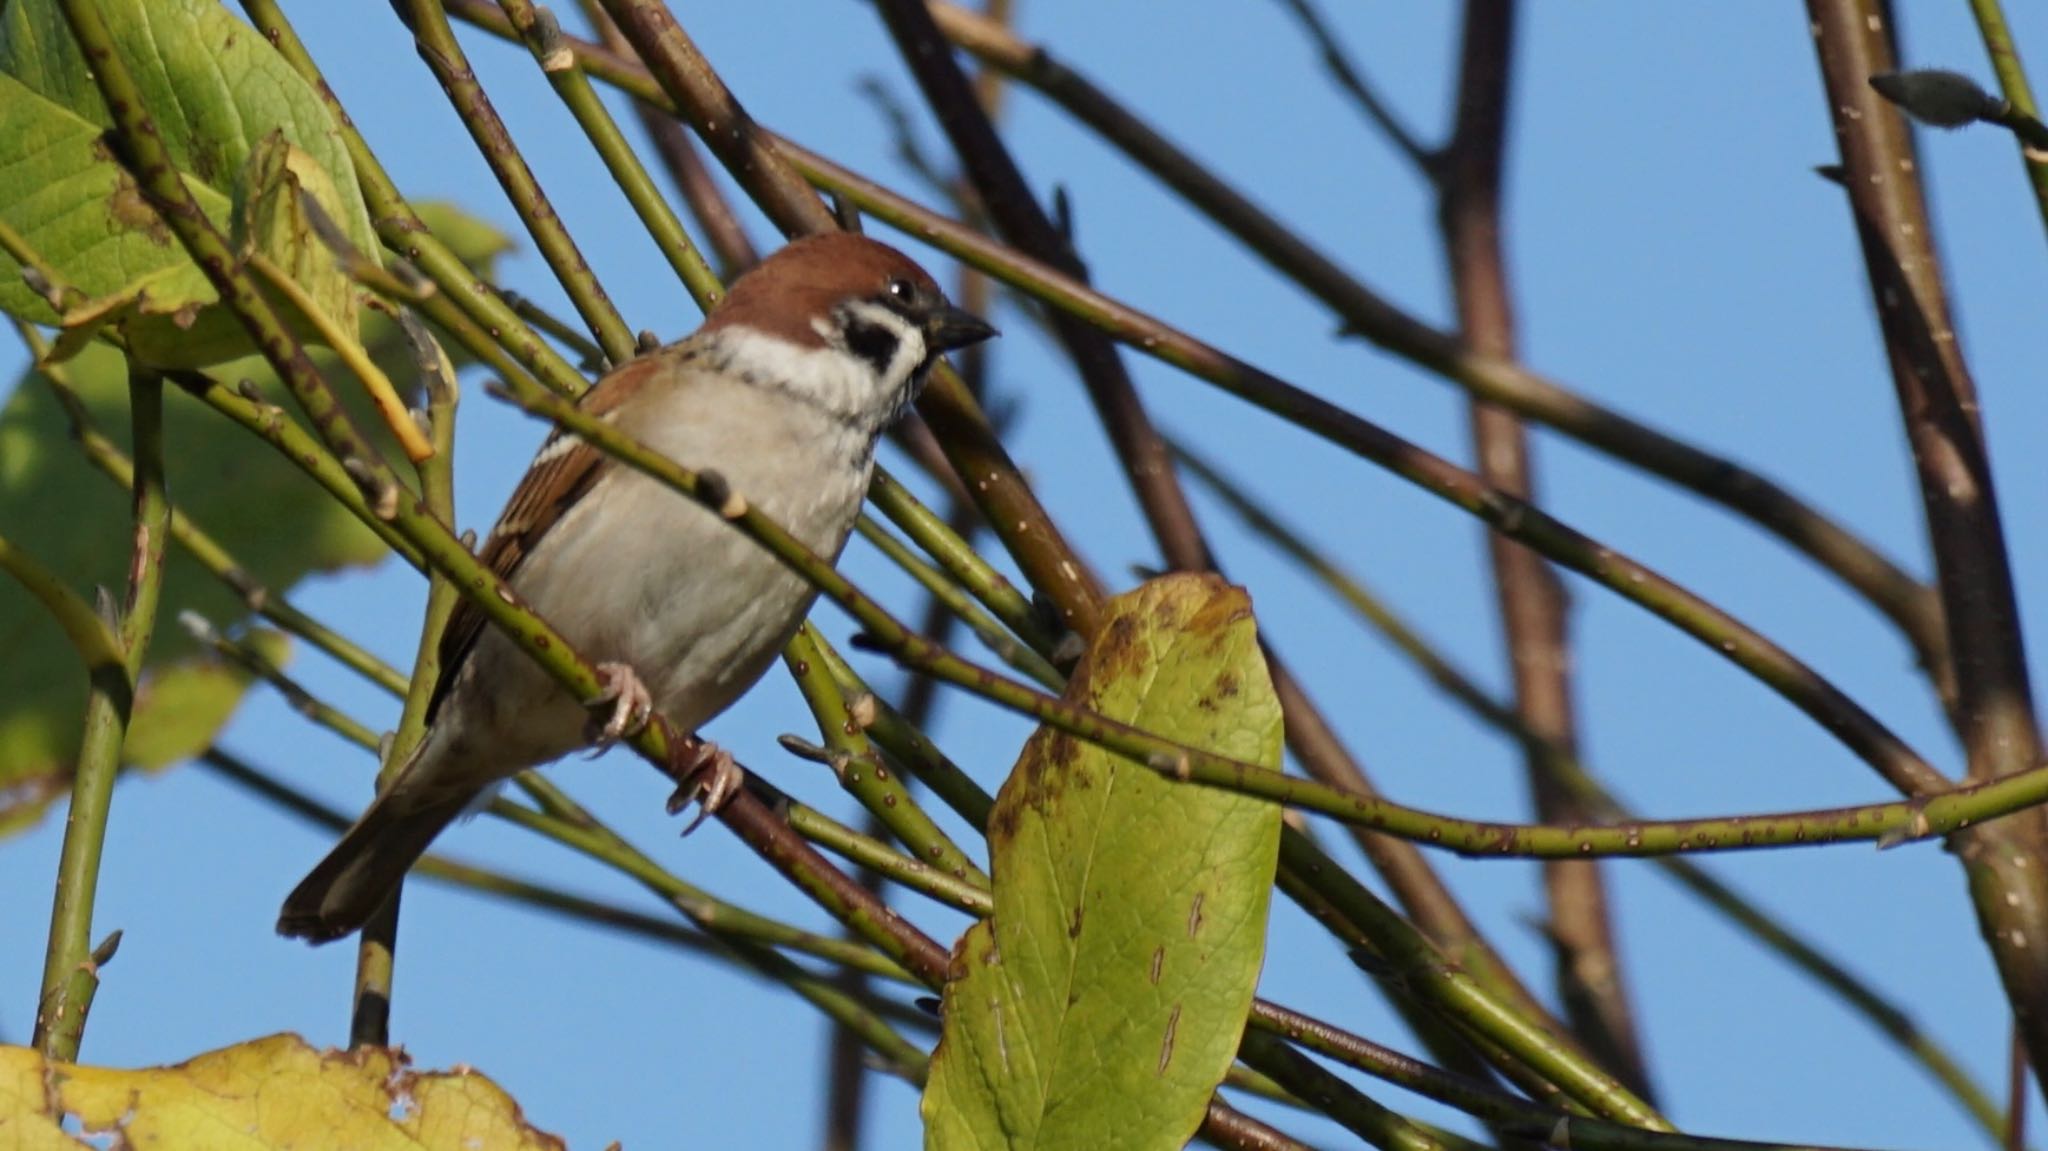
843, 317, 902, 379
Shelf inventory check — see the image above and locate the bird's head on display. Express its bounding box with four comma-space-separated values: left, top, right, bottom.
703, 232, 998, 429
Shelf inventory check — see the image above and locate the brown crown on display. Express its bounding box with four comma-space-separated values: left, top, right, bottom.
703, 232, 942, 349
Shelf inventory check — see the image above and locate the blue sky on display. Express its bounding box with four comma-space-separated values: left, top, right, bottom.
5, 3, 2048, 1148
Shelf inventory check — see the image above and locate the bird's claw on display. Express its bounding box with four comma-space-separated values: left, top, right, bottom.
584, 661, 654, 752
665, 737, 741, 835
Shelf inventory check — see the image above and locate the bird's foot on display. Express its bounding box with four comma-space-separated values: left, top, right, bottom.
584, 661, 654, 751
664, 736, 742, 835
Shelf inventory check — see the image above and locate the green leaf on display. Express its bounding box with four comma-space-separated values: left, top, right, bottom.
922, 574, 1284, 1151
0, 0, 379, 367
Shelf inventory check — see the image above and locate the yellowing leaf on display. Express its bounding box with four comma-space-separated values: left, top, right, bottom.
922, 575, 1284, 1151
0, 1034, 571, 1149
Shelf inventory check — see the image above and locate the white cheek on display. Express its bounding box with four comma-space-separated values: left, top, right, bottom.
888, 328, 927, 390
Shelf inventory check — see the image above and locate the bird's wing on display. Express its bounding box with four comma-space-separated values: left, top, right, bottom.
426, 350, 680, 720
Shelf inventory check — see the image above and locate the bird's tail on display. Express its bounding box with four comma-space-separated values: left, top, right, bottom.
277, 783, 471, 944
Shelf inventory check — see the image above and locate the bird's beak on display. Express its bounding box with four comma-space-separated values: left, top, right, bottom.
923, 304, 999, 354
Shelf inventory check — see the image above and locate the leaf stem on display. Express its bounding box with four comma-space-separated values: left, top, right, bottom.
237, 0, 596, 400
0, 535, 124, 673
852, 515, 1061, 687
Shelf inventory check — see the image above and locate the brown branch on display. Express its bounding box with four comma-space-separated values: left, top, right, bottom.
870, 0, 1206, 582
921, 0, 1949, 691
451, 6, 1953, 806
1438, 0, 1650, 1100
784, 135, 1955, 799
1808, 0, 2048, 1096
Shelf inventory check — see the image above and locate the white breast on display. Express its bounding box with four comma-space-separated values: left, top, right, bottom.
432, 352, 877, 777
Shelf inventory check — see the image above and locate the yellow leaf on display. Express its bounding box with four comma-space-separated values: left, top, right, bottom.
0, 1034, 572, 1150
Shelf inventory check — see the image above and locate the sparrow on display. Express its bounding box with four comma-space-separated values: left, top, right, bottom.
278, 232, 997, 942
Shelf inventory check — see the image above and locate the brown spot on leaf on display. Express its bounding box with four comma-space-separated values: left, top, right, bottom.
1157, 1005, 1180, 1075
987, 797, 1020, 845
1089, 612, 1145, 681
1045, 732, 1079, 769
104, 167, 171, 247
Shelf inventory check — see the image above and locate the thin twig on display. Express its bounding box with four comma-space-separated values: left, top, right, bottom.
488, 372, 2042, 860
497, 0, 725, 311
75, 1, 950, 1073
871, 0, 1580, 1059
1238, 1029, 1479, 1151
1179, 440, 2006, 1142
239, 0, 597, 401
572, 0, 761, 275
247, 253, 433, 463
1270, 0, 1435, 168
0, 535, 124, 674
782, 143, 1953, 799
784, 624, 988, 887
350, 317, 461, 1048
1965, 0, 2048, 244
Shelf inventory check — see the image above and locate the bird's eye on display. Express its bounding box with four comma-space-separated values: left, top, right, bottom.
885, 277, 916, 304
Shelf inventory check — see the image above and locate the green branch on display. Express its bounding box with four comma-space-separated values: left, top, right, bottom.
784, 624, 988, 887
32, 365, 168, 1061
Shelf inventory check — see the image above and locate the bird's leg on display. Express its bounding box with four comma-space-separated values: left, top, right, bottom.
663, 736, 743, 835
584, 661, 655, 750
